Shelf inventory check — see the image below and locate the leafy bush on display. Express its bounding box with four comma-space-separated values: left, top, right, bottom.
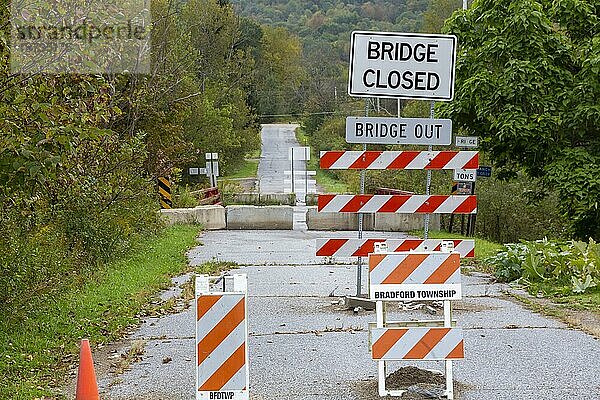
484, 238, 599, 294
474, 175, 569, 243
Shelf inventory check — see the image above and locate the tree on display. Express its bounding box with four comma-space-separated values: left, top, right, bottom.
439, 0, 600, 239
254, 26, 305, 117
421, 0, 462, 33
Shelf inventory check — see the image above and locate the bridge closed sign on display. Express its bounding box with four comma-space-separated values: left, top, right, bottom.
348, 31, 457, 100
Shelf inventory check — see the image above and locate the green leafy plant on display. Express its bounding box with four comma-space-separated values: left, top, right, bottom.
484, 238, 600, 294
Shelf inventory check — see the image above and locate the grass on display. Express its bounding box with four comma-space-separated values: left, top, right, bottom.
0, 225, 204, 399
409, 230, 504, 263
222, 159, 259, 180
551, 288, 600, 311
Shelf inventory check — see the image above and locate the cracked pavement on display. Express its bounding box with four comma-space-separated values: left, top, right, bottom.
98, 230, 600, 400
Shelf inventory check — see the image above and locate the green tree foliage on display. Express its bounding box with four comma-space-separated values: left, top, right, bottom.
421, 0, 462, 33
474, 175, 568, 243
254, 26, 306, 117
440, 0, 600, 239
233, 0, 430, 61
1, 0, 308, 320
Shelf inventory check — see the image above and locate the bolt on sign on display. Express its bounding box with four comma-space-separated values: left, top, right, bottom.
453, 169, 477, 182
196, 275, 249, 400
348, 31, 457, 100
455, 136, 478, 148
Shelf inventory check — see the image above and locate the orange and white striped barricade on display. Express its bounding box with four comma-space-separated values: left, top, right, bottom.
371, 327, 464, 361
318, 194, 477, 214
369, 252, 461, 301
316, 238, 475, 259
320, 150, 478, 171
196, 274, 249, 400
369, 247, 462, 399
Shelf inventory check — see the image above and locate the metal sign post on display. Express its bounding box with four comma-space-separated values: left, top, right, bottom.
424, 101, 435, 240
356, 99, 369, 297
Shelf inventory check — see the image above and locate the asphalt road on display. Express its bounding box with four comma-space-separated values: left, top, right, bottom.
98, 230, 600, 400
258, 124, 316, 200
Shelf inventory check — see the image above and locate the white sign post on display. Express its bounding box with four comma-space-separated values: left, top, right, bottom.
346, 116, 452, 145
348, 31, 457, 101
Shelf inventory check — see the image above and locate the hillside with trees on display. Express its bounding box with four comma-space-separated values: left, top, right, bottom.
232, 0, 430, 61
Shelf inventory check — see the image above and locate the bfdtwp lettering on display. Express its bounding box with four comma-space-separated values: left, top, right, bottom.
210, 392, 235, 399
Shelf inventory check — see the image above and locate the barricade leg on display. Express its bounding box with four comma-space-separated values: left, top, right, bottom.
444, 300, 454, 399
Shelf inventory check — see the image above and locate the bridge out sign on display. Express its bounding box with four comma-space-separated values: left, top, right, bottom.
348, 31, 457, 100
346, 116, 452, 145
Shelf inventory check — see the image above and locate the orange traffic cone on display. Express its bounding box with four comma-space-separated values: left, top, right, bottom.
75, 339, 100, 400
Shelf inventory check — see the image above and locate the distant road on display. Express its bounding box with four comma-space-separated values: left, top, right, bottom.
258, 124, 315, 197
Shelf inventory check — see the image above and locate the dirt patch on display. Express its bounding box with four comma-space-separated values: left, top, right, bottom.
354, 366, 470, 399
385, 366, 445, 387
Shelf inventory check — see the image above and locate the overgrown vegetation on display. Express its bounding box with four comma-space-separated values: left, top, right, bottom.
441, 0, 600, 239
484, 238, 600, 296
0, 225, 201, 399
0, 0, 313, 329
222, 159, 260, 180
473, 175, 568, 243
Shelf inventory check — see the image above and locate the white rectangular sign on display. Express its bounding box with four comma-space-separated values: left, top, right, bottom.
205, 162, 219, 177
348, 31, 457, 100
371, 283, 462, 301
346, 117, 452, 145
288, 147, 310, 161
453, 169, 477, 182
455, 136, 478, 148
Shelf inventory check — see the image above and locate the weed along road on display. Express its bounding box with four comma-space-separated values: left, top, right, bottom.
94, 230, 600, 400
